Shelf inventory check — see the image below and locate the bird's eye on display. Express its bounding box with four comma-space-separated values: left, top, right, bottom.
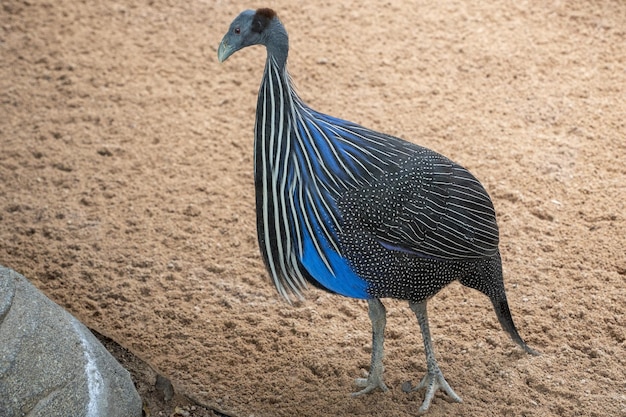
234, 27, 241, 35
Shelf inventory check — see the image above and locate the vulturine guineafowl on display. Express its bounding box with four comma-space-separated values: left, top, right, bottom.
218, 8, 538, 415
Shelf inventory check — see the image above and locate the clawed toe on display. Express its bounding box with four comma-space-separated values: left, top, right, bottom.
354, 376, 369, 389
352, 372, 389, 396
412, 371, 462, 415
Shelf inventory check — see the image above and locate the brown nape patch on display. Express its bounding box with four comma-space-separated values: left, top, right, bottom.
255, 8, 277, 20
251, 8, 277, 34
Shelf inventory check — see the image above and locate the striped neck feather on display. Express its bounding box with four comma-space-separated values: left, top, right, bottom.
253, 57, 412, 301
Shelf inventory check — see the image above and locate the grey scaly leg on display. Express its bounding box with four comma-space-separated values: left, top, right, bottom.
409, 300, 462, 415
352, 298, 389, 396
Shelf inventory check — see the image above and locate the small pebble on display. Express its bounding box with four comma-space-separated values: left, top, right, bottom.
172, 407, 190, 417
401, 380, 413, 393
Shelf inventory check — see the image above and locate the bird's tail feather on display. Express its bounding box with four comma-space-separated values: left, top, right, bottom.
459, 252, 539, 356
490, 295, 539, 355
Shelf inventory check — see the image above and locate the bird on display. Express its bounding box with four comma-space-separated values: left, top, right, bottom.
218, 8, 538, 415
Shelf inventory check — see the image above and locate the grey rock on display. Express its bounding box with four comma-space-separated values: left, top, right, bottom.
0, 266, 142, 417
155, 374, 175, 402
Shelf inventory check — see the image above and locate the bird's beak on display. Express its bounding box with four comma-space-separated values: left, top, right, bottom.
217, 37, 235, 63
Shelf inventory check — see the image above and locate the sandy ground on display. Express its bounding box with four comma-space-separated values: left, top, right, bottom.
1, 1, 625, 416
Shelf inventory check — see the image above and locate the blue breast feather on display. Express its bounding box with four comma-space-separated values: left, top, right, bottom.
291, 113, 375, 299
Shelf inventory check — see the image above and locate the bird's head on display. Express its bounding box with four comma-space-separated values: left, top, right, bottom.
218, 8, 279, 63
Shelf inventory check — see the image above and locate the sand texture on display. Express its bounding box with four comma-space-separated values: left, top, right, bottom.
1, 1, 625, 416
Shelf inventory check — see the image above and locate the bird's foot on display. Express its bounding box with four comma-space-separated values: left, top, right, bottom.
352, 368, 389, 396
412, 370, 462, 415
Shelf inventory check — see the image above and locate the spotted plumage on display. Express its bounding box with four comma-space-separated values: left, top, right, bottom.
218, 8, 537, 415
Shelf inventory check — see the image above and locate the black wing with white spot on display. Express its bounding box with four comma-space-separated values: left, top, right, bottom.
339, 146, 500, 261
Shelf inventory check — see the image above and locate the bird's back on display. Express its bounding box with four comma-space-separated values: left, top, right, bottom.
315, 116, 501, 301
300, 107, 500, 258
335, 139, 499, 261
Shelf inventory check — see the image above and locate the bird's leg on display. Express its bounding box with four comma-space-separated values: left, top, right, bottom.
409, 300, 462, 415
352, 298, 389, 396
